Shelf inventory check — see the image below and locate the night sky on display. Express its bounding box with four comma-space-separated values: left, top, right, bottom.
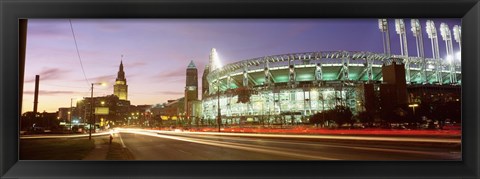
23, 18, 461, 113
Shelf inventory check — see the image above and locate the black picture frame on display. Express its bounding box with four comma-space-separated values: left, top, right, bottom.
1, 0, 479, 178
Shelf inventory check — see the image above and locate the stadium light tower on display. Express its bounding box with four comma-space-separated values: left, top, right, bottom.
209, 48, 222, 72
378, 19, 391, 56
395, 19, 411, 83
453, 25, 461, 63
426, 20, 442, 84
209, 48, 222, 132
411, 19, 427, 84
453, 25, 461, 51
440, 23, 456, 84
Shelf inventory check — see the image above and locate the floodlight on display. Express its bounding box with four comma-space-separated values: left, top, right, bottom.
395, 19, 405, 34
440, 23, 451, 41
410, 19, 421, 36
425, 20, 437, 38
446, 55, 453, 62
210, 48, 222, 70
456, 52, 461, 60
378, 19, 388, 32
453, 25, 461, 43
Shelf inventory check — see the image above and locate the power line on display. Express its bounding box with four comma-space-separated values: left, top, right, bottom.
69, 19, 90, 87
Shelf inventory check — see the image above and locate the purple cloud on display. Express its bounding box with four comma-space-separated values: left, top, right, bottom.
111, 61, 146, 69
157, 91, 184, 95
24, 90, 79, 95
90, 74, 116, 83
152, 67, 185, 81
24, 68, 70, 83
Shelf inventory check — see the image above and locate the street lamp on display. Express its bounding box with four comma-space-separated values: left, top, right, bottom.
89, 82, 106, 140
408, 103, 419, 116
68, 98, 76, 125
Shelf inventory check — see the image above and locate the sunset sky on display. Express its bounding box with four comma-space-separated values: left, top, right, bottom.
22, 18, 461, 113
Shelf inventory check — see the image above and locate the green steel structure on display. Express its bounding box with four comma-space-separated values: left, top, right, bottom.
201, 50, 461, 124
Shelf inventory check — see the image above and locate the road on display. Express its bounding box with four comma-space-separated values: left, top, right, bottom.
115, 129, 461, 160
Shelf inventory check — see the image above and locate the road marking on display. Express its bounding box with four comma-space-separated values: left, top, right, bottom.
178, 149, 191, 155
118, 133, 127, 148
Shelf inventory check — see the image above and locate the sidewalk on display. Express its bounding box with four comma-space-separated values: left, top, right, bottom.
82, 135, 111, 160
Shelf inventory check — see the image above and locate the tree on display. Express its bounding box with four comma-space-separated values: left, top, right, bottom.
435, 101, 461, 129
356, 111, 374, 127
236, 87, 252, 103
331, 105, 353, 128
309, 112, 326, 127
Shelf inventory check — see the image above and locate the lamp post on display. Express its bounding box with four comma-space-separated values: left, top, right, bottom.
408, 104, 419, 116
217, 81, 221, 132
69, 98, 76, 127
89, 82, 105, 140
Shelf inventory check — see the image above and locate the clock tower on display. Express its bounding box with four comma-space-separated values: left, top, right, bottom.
114, 60, 128, 100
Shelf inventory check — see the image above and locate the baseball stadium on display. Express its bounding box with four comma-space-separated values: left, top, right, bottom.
199, 19, 462, 125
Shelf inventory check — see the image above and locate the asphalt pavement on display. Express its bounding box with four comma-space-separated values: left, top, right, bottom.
116, 129, 461, 160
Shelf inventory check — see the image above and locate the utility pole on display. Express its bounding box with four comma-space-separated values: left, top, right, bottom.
89, 84, 94, 140
89, 82, 104, 140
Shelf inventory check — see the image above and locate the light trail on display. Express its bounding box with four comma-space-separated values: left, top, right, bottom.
116, 128, 461, 144
119, 129, 339, 160
20, 131, 112, 139
150, 131, 458, 158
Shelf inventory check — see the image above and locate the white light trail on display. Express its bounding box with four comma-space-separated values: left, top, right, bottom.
116, 128, 461, 144
165, 132, 457, 158
119, 129, 339, 160
20, 131, 112, 139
